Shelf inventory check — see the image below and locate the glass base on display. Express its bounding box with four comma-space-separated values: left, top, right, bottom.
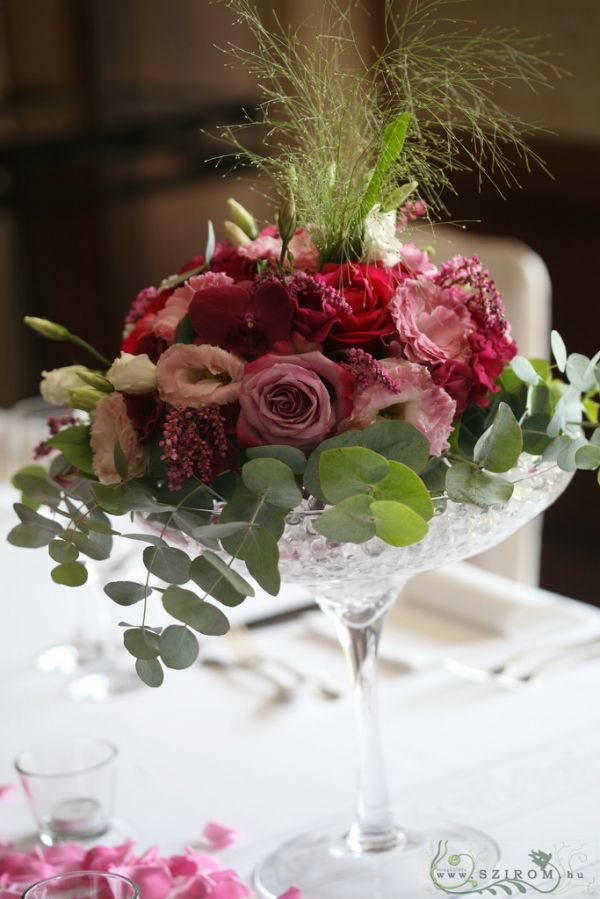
253, 819, 499, 899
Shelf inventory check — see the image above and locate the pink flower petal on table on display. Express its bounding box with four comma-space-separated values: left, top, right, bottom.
83, 840, 137, 871
0, 890, 21, 898
205, 871, 251, 899
0, 787, 13, 802
201, 822, 241, 851
112, 864, 172, 899
167, 849, 220, 878
40, 842, 86, 871
278, 890, 302, 899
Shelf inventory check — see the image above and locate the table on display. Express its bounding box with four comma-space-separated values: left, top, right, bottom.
1, 485, 600, 896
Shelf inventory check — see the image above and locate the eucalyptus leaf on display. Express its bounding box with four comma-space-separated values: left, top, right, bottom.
143, 545, 190, 585
48, 539, 79, 563
371, 461, 433, 520
70, 530, 110, 561
46, 426, 94, 473
8, 523, 55, 548
190, 550, 255, 606
510, 355, 539, 386
121, 533, 169, 547
557, 435, 587, 472
314, 495, 376, 544
575, 443, 600, 470
247, 444, 307, 476
51, 561, 88, 586
526, 383, 551, 417
104, 581, 150, 606
135, 657, 164, 688
124, 627, 160, 660
446, 463, 514, 508
319, 446, 389, 503
551, 330, 567, 372
113, 441, 129, 480
229, 525, 281, 595
242, 458, 302, 509
220, 482, 286, 541
174, 314, 196, 345
566, 353, 597, 392
13, 472, 61, 507
13, 503, 63, 534
370, 500, 428, 547
521, 414, 552, 454
473, 402, 523, 473
192, 522, 250, 540
162, 585, 230, 636
159, 625, 199, 669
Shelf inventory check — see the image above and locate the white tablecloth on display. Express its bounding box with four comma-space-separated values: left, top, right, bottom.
2, 485, 600, 895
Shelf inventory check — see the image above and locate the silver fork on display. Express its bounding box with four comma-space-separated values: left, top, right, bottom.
444, 634, 600, 686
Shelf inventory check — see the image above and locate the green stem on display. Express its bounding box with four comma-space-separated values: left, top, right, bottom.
68, 334, 112, 368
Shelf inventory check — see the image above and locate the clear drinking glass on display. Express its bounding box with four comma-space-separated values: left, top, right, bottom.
22, 872, 139, 899
15, 738, 117, 845
251, 459, 572, 898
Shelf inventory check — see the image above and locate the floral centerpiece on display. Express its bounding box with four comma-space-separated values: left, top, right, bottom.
8, 0, 600, 687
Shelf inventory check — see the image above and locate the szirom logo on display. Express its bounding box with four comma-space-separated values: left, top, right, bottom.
429, 840, 595, 895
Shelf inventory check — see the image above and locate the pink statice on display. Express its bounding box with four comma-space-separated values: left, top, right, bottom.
160, 406, 230, 491
201, 822, 241, 851
90, 393, 145, 484
154, 273, 234, 344
156, 344, 245, 409
343, 355, 455, 455
239, 229, 319, 272
397, 199, 427, 229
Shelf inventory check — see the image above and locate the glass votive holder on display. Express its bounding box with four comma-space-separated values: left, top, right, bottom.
15, 738, 117, 846
22, 871, 139, 899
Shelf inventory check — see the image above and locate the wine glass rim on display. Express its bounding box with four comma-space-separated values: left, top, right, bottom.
21, 870, 140, 899
14, 737, 118, 778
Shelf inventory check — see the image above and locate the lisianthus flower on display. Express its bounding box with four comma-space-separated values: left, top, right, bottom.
237, 351, 354, 450
154, 272, 234, 344
107, 353, 157, 394
189, 280, 293, 359
395, 243, 437, 278
238, 229, 319, 272
90, 392, 145, 484
156, 344, 245, 409
317, 263, 399, 354
40, 365, 91, 406
345, 355, 456, 455
392, 277, 473, 366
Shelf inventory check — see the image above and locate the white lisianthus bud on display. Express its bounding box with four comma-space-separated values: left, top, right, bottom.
24, 316, 69, 341
40, 365, 91, 406
224, 220, 252, 248
226, 198, 258, 239
106, 352, 157, 394
278, 193, 297, 244
69, 386, 105, 412
362, 204, 403, 266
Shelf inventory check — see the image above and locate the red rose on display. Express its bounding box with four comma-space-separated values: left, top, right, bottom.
317, 263, 398, 354
209, 241, 257, 282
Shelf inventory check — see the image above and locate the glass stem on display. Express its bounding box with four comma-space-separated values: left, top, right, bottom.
335, 609, 403, 854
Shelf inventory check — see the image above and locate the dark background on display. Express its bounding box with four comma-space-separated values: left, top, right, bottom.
0, 0, 598, 602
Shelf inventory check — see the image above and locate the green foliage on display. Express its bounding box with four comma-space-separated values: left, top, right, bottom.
48, 539, 79, 563
241, 458, 302, 508
124, 627, 160, 660
143, 545, 191, 585
162, 586, 230, 636
47, 426, 94, 473
51, 561, 88, 587
104, 581, 150, 606
370, 500, 429, 547
135, 658, 164, 688
159, 625, 199, 669
473, 402, 523, 473
190, 550, 255, 606
446, 463, 514, 507
246, 444, 307, 476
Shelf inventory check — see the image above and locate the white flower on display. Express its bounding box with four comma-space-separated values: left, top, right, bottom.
362, 204, 403, 266
40, 365, 90, 406
106, 352, 157, 394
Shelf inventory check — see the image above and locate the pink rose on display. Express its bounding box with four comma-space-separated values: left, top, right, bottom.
90, 392, 145, 484
391, 278, 473, 365
156, 344, 245, 409
154, 272, 234, 344
239, 229, 319, 272
345, 357, 456, 455
237, 351, 354, 450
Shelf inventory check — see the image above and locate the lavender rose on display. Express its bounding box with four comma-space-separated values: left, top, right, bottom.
237, 351, 354, 450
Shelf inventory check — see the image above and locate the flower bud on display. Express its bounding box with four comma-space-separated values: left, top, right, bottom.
278, 193, 297, 244
24, 316, 69, 341
224, 220, 252, 248
68, 386, 105, 412
77, 370, 114, 392
381, 180, 418, 213
226, 198, 258, 239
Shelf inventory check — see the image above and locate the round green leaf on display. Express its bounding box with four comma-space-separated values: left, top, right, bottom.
473, 402, 523, 473
314, 495, 376, 544
247, 445, 307, 476
159, 625, 199, 669
510, 355, 539, 386
575, 443, 600, 470
143, 545, 191, 585
12, 472, 61, 507
163, 586, 230, 636
70, 530, 110, 561
446, 463, 514, 508
8, 523, 55, 548
242, 458, 302, 509
371, 500, 428, 547
48, 539, 79, 563
190, 550, 255, 605
135, 657, 164, 688
372, 461, 433, 520
104, 581, 150, 606
566, 353, 597, 392
319, 446, 389, 503
124, 627, 160, 660
551, 330, 567, 372
51, 562, 88, 587
13, 503, 63, 534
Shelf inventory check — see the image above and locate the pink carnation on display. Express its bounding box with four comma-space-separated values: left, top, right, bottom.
156, 344, 245, 409
392, 278, 472, 366
239, 230, 319, 272
154, 272, 234, 344
345, 357, 455, 455
90, 392, 145, 484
